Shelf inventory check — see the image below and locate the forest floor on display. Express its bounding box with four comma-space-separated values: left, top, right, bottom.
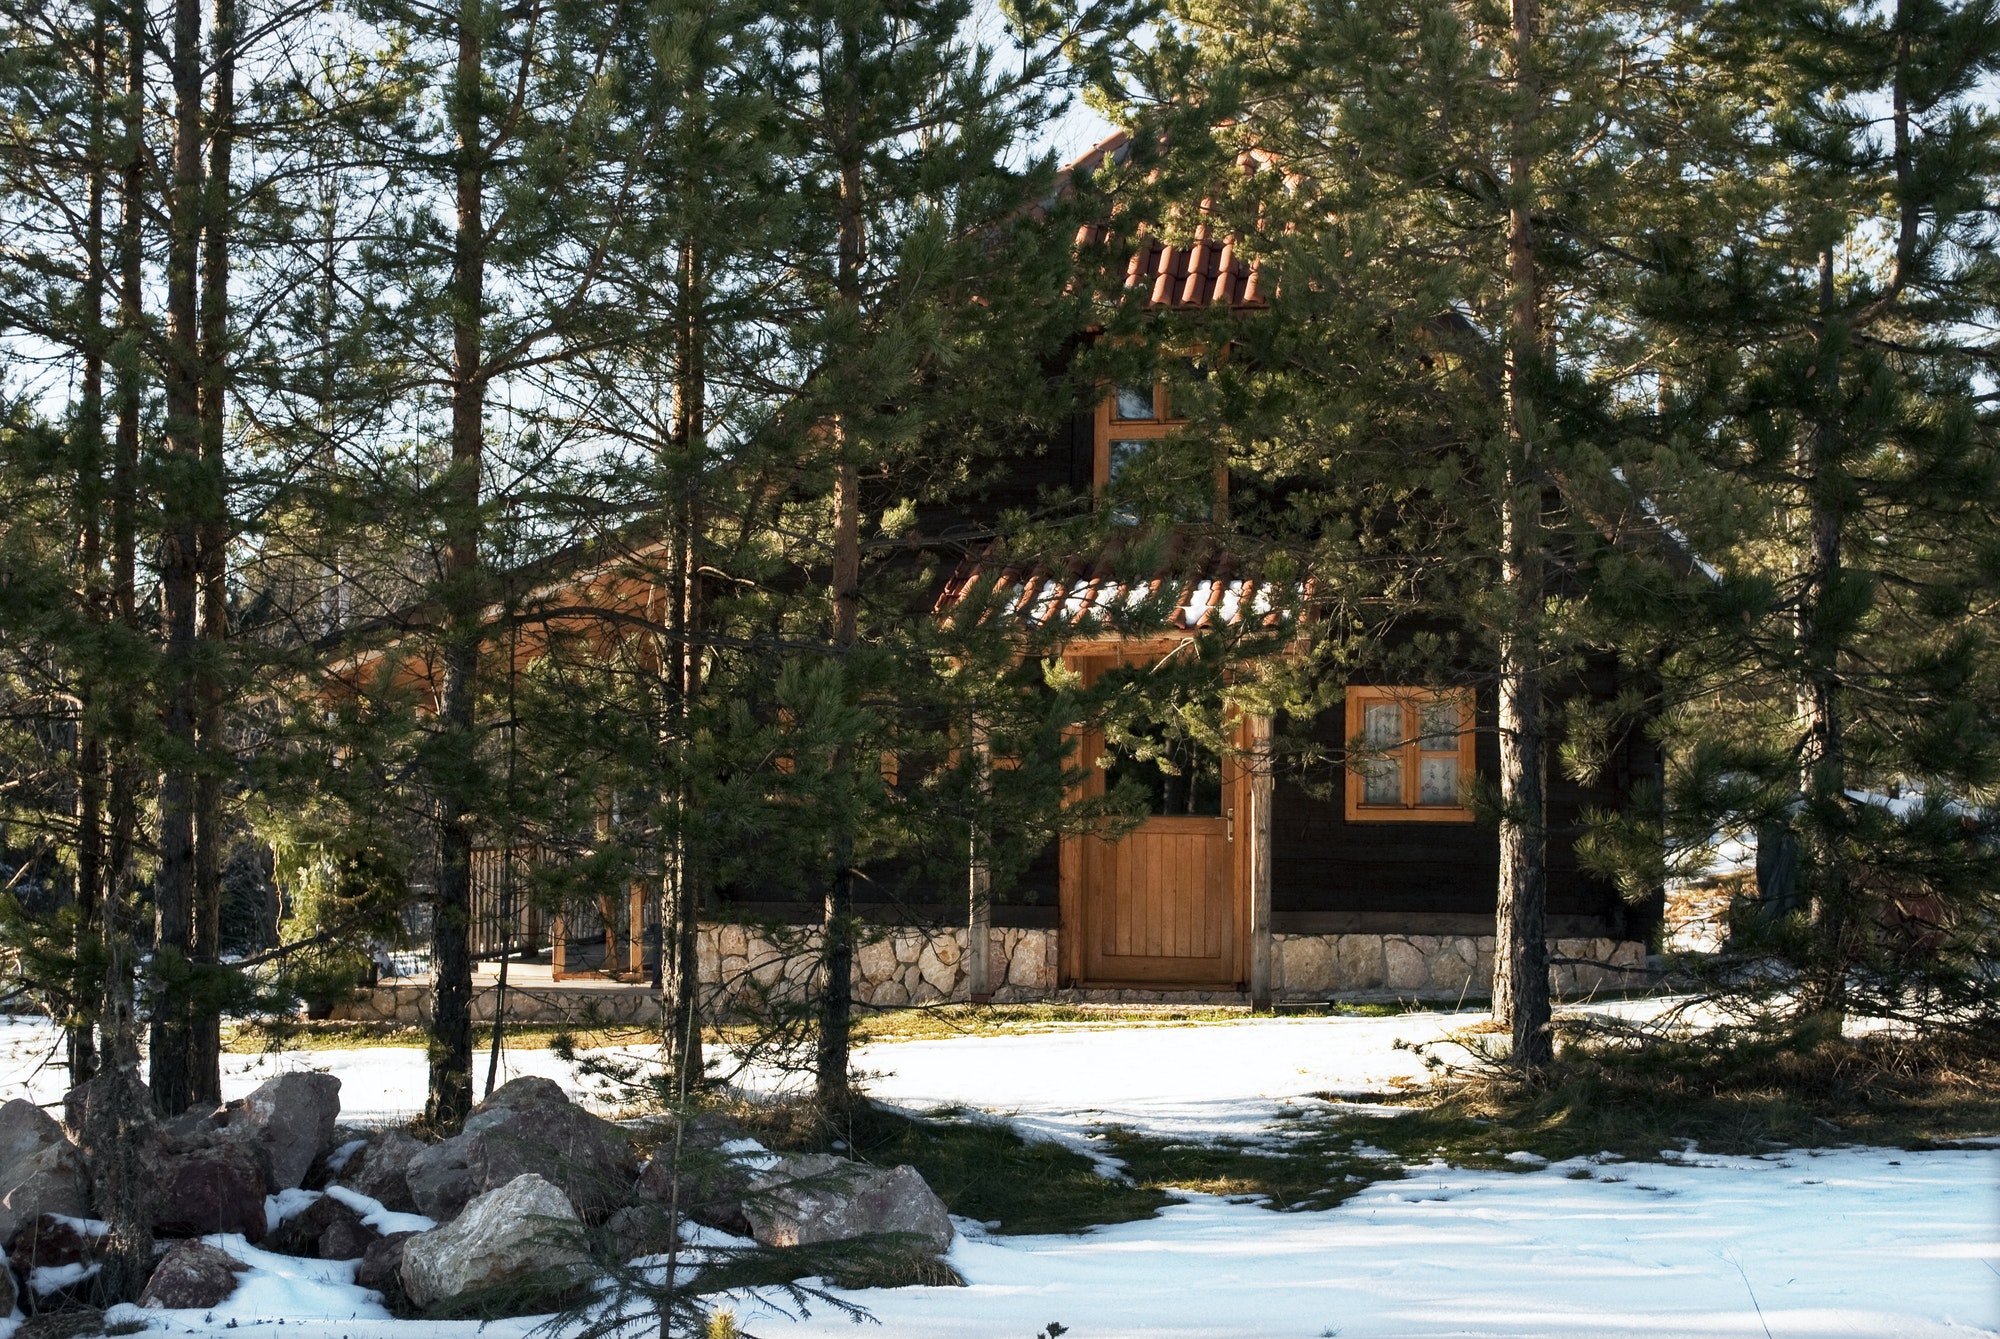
0, 1001, 1994, 1338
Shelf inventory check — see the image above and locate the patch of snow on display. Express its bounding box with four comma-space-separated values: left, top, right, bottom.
718, 1137, 779, 1171
267, 1186, 322, 1236
726, 1146, 2000, 1339
46, 1213, 108, 1237
324, 1136, 368, 1174
29, 1260, 100, 1295
1501, 1150, 1546, 1166
323, 1184, 434, 1237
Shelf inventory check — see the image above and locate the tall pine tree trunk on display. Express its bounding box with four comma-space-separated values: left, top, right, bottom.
663, 235, 705, 1090
69, 7, 112, 1090
815, 84, 864, 1109
81, 2, 159, 1296
189, 0, 236, 1108
1797, 248, 1852, 1022
427, 0, 486, 1131
1490, 0, 1553, 1069
151, 0, 208, 1118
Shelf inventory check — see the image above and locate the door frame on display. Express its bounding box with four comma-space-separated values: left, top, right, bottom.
1057, 641, 1259, 989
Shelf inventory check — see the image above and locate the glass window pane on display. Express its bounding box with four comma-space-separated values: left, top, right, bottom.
1108, 439, 1148, 483
1363, 701, 1403, 749
1419, 698, 1459, 751
1115, 386, 1155, 420
1363, 758, 1402, 805
1420, 756, 1460, 806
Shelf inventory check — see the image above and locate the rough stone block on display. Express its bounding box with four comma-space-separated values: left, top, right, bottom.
1428, 939, 1474, 994
1278, 936, 1334, 994
1383, 937, 1428, 992
916, 940, 957, 995
1334, 935, 1385, 990
717, 924, 749, 959
856, 943, 896, 987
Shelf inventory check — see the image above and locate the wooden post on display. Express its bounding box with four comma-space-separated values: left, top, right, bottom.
550, 911, 567, 980
968, 720, 992, 1004
628, 881, 645, 976
1248, 715, 1275, 1012
600, 897, 619, 979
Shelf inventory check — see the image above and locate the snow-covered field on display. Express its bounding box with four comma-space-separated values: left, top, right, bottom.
2, 1009, 1994, 1338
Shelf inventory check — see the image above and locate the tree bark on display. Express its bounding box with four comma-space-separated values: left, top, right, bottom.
815, 35, 865, 1111
81, 1, 159, 1299
427, 0, 486, 1132
1797, 247, 1851, 1022
151, 0, 208, 1118
189, 0, 237, 1109
69, 7, 113, 1089
1490, 0, 1553, 1069
663, 233, 706, 1090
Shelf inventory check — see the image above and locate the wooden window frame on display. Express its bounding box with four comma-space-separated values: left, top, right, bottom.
1093, 382, 1179, 492
1343, 686, 1476, 823
1093, 382, 1229, 521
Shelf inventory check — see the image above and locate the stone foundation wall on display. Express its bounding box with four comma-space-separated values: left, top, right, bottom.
1271, 932, 1649, 1000
693, 923, 1059, 1014
328, 982, 664, 1025
327, 923, 1650, 1022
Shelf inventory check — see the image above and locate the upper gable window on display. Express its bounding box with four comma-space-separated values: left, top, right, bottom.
1343, 687, 1476, 823
1114, 385, 1159, 421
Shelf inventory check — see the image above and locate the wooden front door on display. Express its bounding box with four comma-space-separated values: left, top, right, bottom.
1082, 814, 1234, 983
1063, 650, 1245, 988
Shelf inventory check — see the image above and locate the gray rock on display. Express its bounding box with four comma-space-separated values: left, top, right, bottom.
267, 1191, 376, 1260
8, 1212, 102, 1274
153, 1141, 266, 1241
215, 1072, 342, 1190
744, 1153, 952, 1255
408, 1093, 634, 1223
335, 1128, 425, 1214
398, 1173, 588, 1312
473, 1076, 568, 1113
0, 1100, 65, 1167
357, 1230, 416, 1302
634, 1138, 757, 1237
0, 1101, 90, 1247
139, 1239, 247, 1309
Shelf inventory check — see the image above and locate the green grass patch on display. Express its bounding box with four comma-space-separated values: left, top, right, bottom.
718, 1098, 1176, 1236
1350, 1027, 2000, 1166
1020, 1029, 2000, 1221
223, 1019, 657, 1054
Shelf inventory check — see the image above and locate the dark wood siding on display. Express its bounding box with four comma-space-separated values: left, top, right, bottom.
1271, 678, 1660, 941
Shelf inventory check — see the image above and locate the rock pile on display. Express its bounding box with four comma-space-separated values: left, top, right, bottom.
5, 1070, 957, 1321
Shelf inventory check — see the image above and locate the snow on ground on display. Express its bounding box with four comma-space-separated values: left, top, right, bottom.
1, 1008, 1994, 1338
729, 1146, 2000, 1339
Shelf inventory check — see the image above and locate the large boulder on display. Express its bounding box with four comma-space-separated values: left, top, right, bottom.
0, 1101, 90, 1245
633, 1135, 764, 1237
213, 1072, 342, 1191
475, 1077, 568, 1113
153, 1141, 266, 1242
8, 1213, 103, 1274
407, 1086, 634, 1223
138, 1239, 247, 1309
744, 1154, 952, 1255
398, 1173, 588, 1313
332, 1128, 425, 1214
356, 1229, 417, 1303
267, 1191, 376, 1260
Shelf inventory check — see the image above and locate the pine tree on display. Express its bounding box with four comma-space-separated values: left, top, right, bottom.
1623, 0, 2000, 1030
1119, 0, 1716, 1063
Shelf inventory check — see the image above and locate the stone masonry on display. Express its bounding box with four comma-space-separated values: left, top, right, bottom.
1271, 932, 1649, 1000
329, 923, 1647, 1022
